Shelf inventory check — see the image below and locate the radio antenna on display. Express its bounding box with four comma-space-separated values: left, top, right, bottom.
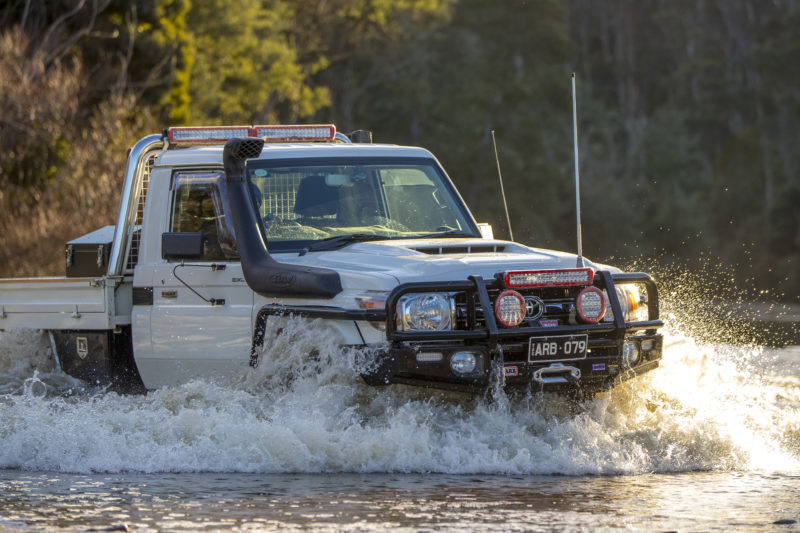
491, 130, 514, 241
571, 73, 585, 267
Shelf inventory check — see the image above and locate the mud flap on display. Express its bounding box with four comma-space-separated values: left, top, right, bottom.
50, 328, 145, 393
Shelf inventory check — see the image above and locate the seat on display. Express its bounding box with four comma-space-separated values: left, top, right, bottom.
293, 175, 339, 219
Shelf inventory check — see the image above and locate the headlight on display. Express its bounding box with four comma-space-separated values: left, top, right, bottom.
397, 293, 454, 331
604, 285, 649, 323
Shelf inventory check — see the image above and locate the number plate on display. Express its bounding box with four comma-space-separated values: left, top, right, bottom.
528, 334, 588, 363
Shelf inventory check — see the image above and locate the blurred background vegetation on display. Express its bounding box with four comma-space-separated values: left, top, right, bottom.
1, 0, 798, 303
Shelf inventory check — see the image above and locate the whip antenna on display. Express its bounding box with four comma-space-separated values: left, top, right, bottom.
571, 73, 585, 267
491, 130, 514, 241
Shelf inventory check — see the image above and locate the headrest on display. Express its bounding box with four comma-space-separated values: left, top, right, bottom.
293, 175, 338, 217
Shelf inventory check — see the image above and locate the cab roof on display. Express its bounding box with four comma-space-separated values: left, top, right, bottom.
154, 142, 436, 167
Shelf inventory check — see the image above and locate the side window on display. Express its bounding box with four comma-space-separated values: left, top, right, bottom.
169, 171, 238, 260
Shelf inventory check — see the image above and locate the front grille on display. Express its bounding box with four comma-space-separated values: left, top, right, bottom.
455, 287, 582, 331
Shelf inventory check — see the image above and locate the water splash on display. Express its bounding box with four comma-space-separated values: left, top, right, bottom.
0, 329, 81, 395
0, 304, 798, 476
22, 371, 47, 398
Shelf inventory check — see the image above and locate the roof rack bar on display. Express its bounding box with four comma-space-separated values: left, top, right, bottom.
334, 132, 353, 143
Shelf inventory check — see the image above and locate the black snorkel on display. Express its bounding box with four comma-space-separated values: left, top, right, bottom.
223, 137, 342, 298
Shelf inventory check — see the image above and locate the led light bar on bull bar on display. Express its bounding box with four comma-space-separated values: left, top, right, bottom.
166, 124, 336, 144
504, 268, 594, 288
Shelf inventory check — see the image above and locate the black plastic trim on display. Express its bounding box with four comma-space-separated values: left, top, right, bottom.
255, 304, 385, 322
162, 232, 203, 259
223, 137, 343, 298
132, 287, 153, 306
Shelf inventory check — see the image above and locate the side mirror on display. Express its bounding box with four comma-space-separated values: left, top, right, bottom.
162, 232, 203, 259
478, 223, 494, 240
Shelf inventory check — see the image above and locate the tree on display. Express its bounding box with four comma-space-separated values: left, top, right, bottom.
183, 0, 328, 124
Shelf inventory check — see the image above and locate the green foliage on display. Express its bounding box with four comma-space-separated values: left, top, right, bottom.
153, 0, 193, 123
185, 0, 328, 124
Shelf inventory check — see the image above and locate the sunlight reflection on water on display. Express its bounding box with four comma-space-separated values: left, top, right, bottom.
1, 471, 798, 532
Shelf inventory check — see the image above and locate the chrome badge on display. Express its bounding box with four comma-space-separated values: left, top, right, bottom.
524, 296, 545, 320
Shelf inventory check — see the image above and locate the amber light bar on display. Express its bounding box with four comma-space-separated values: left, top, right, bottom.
504, 268, 594, 288
166, 124, 336, 144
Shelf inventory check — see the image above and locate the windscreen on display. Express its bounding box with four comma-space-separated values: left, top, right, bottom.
245, 158, 478, 250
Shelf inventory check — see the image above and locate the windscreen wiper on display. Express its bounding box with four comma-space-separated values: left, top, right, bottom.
415, 229, 478, 239
301, 233, 389, 254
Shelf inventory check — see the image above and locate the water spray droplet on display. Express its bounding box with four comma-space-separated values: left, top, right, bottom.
23, 372, 47, 398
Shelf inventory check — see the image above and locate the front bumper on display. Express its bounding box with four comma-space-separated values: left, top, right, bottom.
251, 271, 664, 394
364, 332, 662, 394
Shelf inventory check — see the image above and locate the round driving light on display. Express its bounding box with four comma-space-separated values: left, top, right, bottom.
576, 286, 606, 323
450, 352, 477, 375
622, 341, 641, 367
494, 290, 526, 327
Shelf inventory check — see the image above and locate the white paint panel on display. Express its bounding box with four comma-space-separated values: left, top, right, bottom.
134, 357, 251, 389
0, 278, 113, 330
141, 262, 253, 389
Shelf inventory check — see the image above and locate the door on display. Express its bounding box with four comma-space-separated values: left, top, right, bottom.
142, 170, 254, 388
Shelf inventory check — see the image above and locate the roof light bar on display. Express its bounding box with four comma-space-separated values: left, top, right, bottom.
504, 268, 594, 288
166, 124, 336, 145
253, 124, 336, 142
167, 126, 251, 144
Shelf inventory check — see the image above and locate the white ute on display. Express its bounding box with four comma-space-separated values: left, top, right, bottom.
0, 125, 664, 395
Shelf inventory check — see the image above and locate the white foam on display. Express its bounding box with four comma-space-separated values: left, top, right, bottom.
0, 320, 798, 475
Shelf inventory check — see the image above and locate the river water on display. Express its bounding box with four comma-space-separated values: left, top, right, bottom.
0, 313, 798, 531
